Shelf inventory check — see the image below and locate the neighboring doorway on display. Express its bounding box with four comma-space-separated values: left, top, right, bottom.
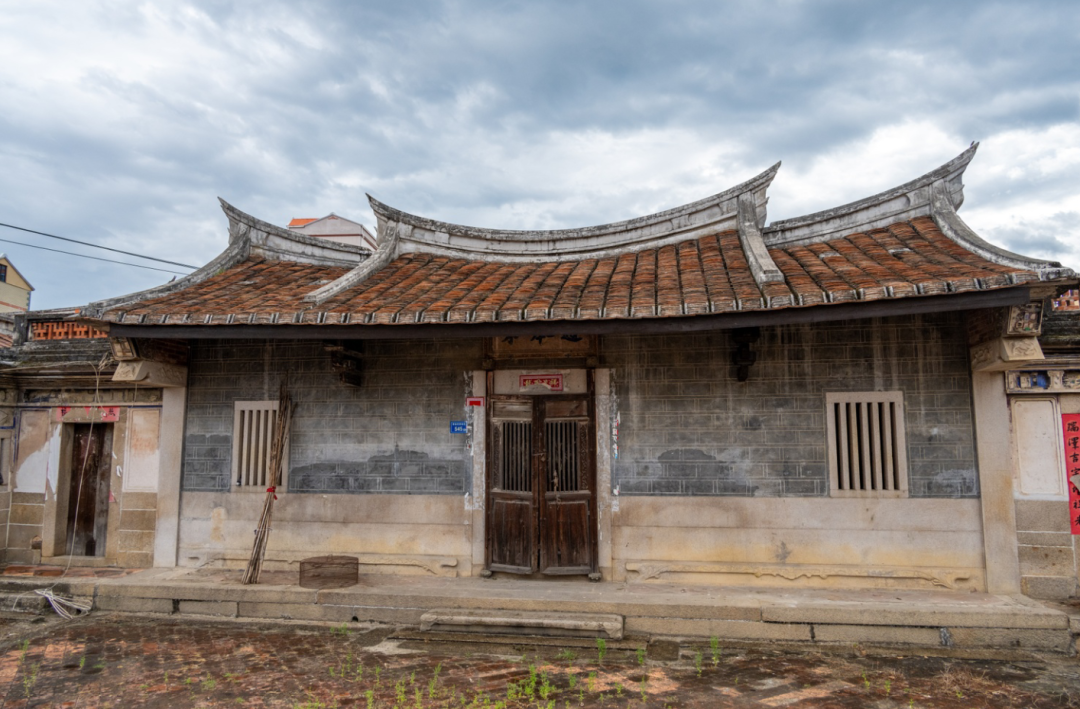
66, 423, 113, 557
486, 383, 598, 576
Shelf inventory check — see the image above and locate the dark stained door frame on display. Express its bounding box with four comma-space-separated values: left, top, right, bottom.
66, 423, 113, 557
485, 370, 598, 576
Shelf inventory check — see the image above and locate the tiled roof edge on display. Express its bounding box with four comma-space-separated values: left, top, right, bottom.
763, 145, 978, 247
81, 199, 371, 321
364, 162, 780, 261
929, 182, 1072, 280
81, 225, 252, 322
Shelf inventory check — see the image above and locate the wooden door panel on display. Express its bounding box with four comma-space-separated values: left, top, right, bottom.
538, 405, 596, 575
540, 494, 592, 574
488, 495, 534, 573
487, 399, 537, 574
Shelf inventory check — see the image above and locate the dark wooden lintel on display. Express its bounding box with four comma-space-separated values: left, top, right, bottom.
105, 287, 1031, 341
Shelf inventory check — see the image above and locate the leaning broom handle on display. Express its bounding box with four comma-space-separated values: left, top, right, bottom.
243, 386, 293, 585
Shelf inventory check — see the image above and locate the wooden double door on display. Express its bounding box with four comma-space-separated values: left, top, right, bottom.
486, 387, 598, 576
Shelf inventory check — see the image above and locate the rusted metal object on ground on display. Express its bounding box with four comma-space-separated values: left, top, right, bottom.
299, 555, 359, 589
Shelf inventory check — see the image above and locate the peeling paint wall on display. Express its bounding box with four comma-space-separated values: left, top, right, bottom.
2, 402, 162, 567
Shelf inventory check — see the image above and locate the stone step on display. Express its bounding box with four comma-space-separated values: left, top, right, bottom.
420, 608, 624, 640
0, 590, 50, 614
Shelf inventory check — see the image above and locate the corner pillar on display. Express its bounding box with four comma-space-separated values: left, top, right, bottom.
971, 371, 1021, 594
153, 386, 186, 567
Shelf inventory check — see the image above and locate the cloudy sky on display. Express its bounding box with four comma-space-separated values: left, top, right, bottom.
1, 1, 1078, 310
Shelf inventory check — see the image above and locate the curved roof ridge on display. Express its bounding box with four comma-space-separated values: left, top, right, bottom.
363, 162, 780, 263
763, 144, 979, 246
81, 199, 369, 319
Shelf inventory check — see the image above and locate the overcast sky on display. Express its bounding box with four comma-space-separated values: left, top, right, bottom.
1, 1, 1078, 310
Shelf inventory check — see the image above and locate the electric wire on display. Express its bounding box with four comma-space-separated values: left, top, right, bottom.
0, 236, 188, 275
0, 221, 198, 269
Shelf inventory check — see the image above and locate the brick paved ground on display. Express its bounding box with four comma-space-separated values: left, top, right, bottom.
0, 613, 1076, 708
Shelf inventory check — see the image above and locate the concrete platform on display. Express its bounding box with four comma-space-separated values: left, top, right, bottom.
1, 566, 1075, 654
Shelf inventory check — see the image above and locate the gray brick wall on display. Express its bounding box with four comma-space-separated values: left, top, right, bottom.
182, 339, 482, 493
604, 313, 978, 498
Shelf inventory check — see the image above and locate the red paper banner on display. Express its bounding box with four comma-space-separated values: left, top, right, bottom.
1063, 414, 1080, 535
519, 374, 563, 391
55, 405, 120, 422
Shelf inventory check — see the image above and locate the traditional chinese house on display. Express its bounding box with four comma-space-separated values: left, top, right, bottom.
6, 146, 1077, 602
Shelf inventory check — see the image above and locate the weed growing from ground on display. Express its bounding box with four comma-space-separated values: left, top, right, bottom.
709, 636, 720, 666
23, 662, 39, 698
595, 638, 607, 665
556, 648, 577, 667
694, 650, 704, 677
636, 647, 646, 666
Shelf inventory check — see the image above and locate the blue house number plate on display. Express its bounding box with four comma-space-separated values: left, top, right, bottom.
450, 420, 467, 434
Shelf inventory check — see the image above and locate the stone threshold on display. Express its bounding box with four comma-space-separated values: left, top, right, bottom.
1, 567, 1075, 655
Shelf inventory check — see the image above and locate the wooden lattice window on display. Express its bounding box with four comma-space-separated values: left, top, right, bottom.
232, 401, 286, 489
825, 392, 908, 497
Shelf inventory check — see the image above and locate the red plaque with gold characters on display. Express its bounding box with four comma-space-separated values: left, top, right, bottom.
1064, 414, 1080, 535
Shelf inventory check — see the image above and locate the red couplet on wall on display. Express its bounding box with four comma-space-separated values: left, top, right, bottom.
1064, 414, 1080, 535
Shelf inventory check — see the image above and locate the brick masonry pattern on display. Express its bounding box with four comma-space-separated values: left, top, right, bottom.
183, 314, 977, 499
604, 312, 979, 498
182, 339, 481, 493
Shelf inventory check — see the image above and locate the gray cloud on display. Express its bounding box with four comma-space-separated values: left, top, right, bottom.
0, 0, 1078, 308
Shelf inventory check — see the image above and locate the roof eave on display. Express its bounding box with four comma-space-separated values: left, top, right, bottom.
101, 286, 1032, 341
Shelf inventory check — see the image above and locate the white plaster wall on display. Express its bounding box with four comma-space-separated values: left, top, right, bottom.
13, 410, 55, 495
1012, 398, 1067, 498
179, 492, 472, 575
123, 408, 161, 493
611, 497, 986, 590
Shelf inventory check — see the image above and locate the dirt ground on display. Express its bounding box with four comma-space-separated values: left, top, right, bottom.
0, 612, 1076, 708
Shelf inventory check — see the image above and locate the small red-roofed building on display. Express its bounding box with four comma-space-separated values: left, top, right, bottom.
287, 213, 377, 250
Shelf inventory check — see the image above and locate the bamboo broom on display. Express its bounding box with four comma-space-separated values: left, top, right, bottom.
242, 383, 294, 585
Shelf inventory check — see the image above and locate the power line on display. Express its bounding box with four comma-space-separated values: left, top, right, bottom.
0, 236, 189, 275
0, 221, 198, 269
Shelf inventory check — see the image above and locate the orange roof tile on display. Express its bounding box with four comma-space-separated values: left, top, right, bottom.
287, 218, 317, 227
101, 217, 1036, 327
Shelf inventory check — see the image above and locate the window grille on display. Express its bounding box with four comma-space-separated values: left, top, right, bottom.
232, 401, 285, 489
825, 392, 908, 497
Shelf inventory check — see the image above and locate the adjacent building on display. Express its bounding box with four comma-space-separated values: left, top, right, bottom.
288, 213, 377, 250
0, 255, 33, 314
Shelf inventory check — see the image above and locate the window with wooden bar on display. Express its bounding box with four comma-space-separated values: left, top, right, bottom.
825, 391, 908, 497
232, 401, 286, 490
